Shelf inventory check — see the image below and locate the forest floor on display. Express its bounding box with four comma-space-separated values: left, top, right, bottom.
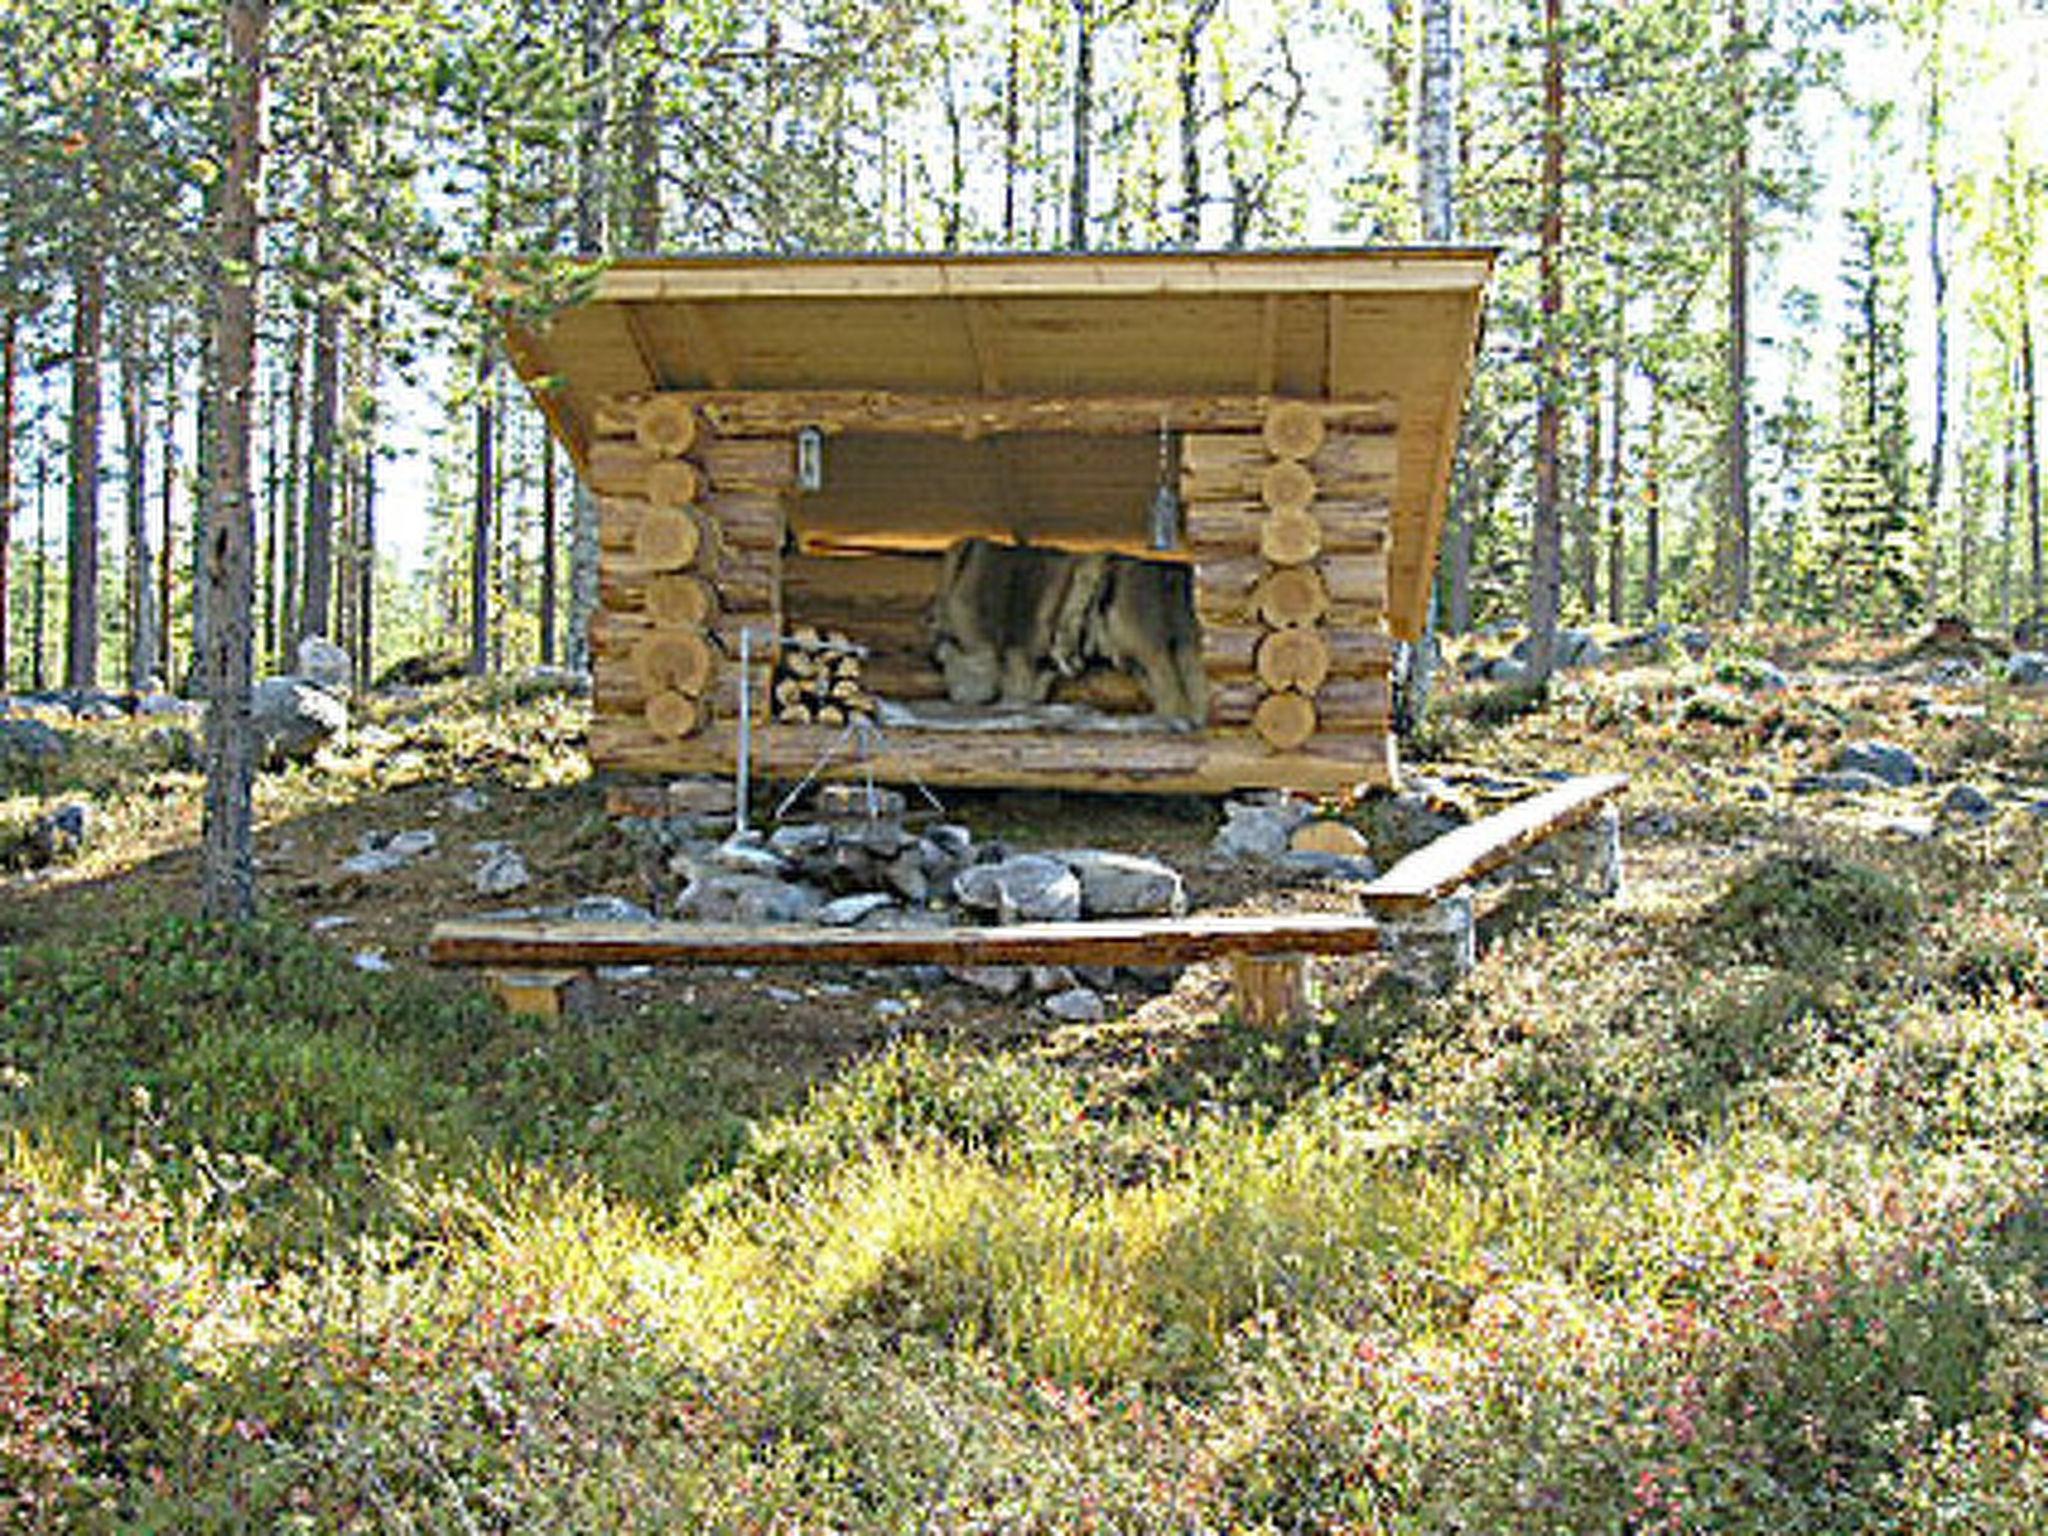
4, 626, 2048, 1529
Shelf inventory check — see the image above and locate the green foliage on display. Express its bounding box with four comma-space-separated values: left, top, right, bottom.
1704, 850, 1919, 971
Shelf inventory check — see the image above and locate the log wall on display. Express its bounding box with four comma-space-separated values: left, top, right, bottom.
586, 389, 1401, 794
1182, 408, 1398, 786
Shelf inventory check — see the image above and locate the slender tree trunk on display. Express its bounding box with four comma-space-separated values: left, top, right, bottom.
568, 0, 609, 677
301, 246, 341, 648
280, 311, 304, 663
940, 39, 967, 249
1176, 0, 1219, 245
539, 434, 558, 665
1576, 358, 1601, 616
158, 330, 178, 690
66, 13, 112, 692
1724, 0, 1751, 620
1067, 0, 1094, 251
1002, 0, 1022, 244
67, 272, 105, 691
1924, 32, 1949, 618
0, 300, 15, 687
470, 340, 495, 675
2025, 299, 2042, 620
33, 455, 49, 690
202, 0, 267, 922
354, 305, 380, 689
1527, 0, 1565, 680
124, 322, 157, 690
1645, 390, 1663, 617
1606, 290, 1627, 624
627, 1, 661, 249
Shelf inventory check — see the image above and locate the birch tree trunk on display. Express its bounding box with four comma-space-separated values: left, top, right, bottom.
201, 0, 267, 923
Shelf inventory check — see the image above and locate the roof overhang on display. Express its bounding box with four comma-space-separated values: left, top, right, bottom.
499, 247, 1494, 636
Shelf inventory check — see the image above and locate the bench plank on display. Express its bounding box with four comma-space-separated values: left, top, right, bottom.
429, 911, 1382, 972
1359, 772, 1628, 914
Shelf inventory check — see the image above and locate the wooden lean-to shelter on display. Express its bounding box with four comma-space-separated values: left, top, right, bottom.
501, 248, 1492, 796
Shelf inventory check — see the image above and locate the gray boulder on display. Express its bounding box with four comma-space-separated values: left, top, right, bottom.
473, 846, 531, 895
1832, 739, 1923, 787
0, 717, 67, 776
2006, 652, 2048, 687
295, 635, 353, 694
675, 869, 823, 924
28, 802, 90, 865
252, 677, 348, 764
818, 892, 897, 927
1511, 628, 1605, 671
1940, 783, 1996, 823
1058, 849, 1186, 917
1213, 797, 1311, 862
954, 854, 1083, 923
1043, 986, 1107, 1023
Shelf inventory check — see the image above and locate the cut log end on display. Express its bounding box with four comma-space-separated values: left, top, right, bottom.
645, 457, 705, 510
632, 629, 715, 697
646, 573, 716, 628
634, 505, 705, 570
1256, 628, 1332, 693
1259, 459, 1318, 516
645, 689, 706, 739
1256, 565, 1329, 629
1259, 510, 1324, 566
634, 395, 700, 458
1253, 690, 1319, 752
1262, 400, 1327, 462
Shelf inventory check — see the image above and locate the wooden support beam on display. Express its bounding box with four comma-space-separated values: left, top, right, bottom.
1360, 774, 1629, 914
432, 911, 1382, 972
678, 390, 1396, 440
486, 968, 594, 1021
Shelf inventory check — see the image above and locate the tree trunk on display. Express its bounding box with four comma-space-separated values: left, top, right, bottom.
568, 0, 609, 677
1924, 26, 1948, 618
470, 339, 495, 676
66, 12, 112, 692
301, 281, 340, 647
627, 0, 661, 249
1606, 288, 1627, 623
1176, 0, 1219, 245
279, 311, 304, 665
1002, 0, 1022, 244
1527, 0, 1565, 681
67, 268, 105, 692
0, 299, 15, 687
201, 0, 267, 923
123, 321, 157, 690
1067, 0, 1094, 251
1645, 389, 1663, 617
539, 434, 558, 665
158, 329, 178, 691
1723, 0, 1751, 620
2026, 299, 2042, 620
354, 305, 380, 689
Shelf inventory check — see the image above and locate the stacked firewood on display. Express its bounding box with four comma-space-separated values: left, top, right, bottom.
772, 626, 877, 726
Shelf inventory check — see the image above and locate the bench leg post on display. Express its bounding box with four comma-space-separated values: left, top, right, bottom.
1385, 886, 1475, 991
485, 968, 595, 1022
1557, 803, 1624, 900
1229, 953, 1316, 1027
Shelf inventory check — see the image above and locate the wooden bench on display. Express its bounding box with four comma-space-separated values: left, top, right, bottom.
428, 773, 1628, 1025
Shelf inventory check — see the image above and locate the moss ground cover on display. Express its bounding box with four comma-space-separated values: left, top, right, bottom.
5, 637, 2048, 1529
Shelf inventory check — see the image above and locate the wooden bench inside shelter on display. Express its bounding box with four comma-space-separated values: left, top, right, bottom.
428, 774, 1628, 1026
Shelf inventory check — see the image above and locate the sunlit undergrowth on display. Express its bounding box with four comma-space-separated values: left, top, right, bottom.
8, 666, 2048, 1527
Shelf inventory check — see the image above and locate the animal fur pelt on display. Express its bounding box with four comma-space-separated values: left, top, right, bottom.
929, 538, 1207, 725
